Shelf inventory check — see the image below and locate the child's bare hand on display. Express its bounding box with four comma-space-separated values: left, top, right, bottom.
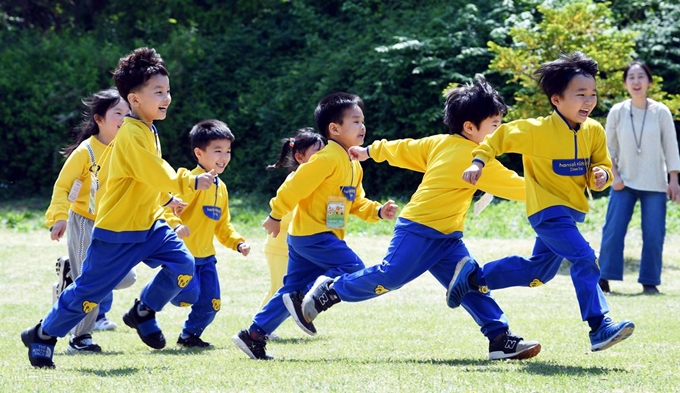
462, 163, 483, 185
168, 197, 188, 216
238, 242, 251, 256
262, 216, 281, 237
174, 224, 190, 239
592, 167, 607, 190
379, 200, 398, 220
196, 169, 216, 190
348, 146, 369, 162
50, 220, 67, 241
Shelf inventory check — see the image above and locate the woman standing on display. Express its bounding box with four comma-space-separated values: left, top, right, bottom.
599, 61, 680, 294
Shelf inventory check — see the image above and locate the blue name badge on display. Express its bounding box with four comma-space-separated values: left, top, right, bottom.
203, 206, 222, 221
340, 186, 356, 201
552, 158, 590, 176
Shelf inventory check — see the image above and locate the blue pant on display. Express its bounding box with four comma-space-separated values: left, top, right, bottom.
171, 256, 220, 337
599, 187, 666, 285
97, 293, 113, 319
251, 232, 365, 335
479, 216, 609, 322
42, 221, 195, 337
332, 218, 509, 339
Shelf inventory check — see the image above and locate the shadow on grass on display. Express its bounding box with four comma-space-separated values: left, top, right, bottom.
79, 367, 140, 377
605, 291, 665, 298
279, 357, 628, 375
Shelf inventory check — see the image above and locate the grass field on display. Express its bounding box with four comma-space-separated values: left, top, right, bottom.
1, 197, 679, 392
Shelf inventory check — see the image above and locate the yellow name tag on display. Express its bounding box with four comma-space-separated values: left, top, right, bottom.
326, 196, 346, 229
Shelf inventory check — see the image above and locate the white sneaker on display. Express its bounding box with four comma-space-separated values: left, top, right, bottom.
93, 317, 117, 331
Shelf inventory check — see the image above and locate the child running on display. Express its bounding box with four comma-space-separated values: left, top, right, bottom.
260, 128, 326, 311
45, 88, 137, 353
165, 119, 251, 348
232, 92, 398, 360
300, 75, 541, 360
21, 47, 215, 368
448, 51, 635, 352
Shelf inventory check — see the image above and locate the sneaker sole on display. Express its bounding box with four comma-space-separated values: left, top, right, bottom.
446, 257, 472, 308
231, 335, 272, 360
66, 346, 101, 355
282, 293, 317, 337
591, 323, 635, 352
490, 343, 542, 360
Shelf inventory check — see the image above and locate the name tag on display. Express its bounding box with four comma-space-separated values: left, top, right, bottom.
552, 158, 590, 176
340, 186, 356, 201
203, 206, 222, 220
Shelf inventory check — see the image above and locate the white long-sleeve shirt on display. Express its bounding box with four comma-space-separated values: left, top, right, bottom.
605, 98, 680, 192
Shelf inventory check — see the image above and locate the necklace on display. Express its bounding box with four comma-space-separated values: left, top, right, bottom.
629, 99, 648, 155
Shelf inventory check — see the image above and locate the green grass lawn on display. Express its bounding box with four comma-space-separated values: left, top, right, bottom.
1, 197, 679, 392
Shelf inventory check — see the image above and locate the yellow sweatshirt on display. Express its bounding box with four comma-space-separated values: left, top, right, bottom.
269, 140, 381, 240
472, 111, 612, 220
264, 172, 294, 254
93, 117, 196, 242
45, 136, 111, 227
369, 134, 525, 234
164, 166, 245, 258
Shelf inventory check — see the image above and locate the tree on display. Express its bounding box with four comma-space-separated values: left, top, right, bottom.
487, 0, 639, 122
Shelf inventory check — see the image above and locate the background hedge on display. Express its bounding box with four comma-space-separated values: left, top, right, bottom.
1, 0, 678, 200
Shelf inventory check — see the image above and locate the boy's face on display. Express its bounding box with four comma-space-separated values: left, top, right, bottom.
328, 105, 366, 150
128, 74, 171, 123
463, 114, 502, 144
194, 139, 232, 174
550, 74, 597, 128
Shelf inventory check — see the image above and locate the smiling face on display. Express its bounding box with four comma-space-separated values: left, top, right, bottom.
463, 114, 502, 144
329, 105, 366, 150
95, 99, 130, 140
194, 138, 232, 174
128, 74, 171, 123
550, 74, 597, 129
624, 64, 651, 99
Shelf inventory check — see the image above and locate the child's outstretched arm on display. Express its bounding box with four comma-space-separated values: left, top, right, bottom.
348, 146, 370, 162
462, 161, 484, 185
591, 167, 608, 191
262, 215, 282, 237
379, 200, 399, 220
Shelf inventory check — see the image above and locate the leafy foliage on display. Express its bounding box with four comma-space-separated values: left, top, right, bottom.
1, 0, 678, 200
487, 0, 638, 122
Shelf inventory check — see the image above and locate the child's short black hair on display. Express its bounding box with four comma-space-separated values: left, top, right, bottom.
443, 74, 507, 135
112, 47, 169, 104
314, 92, 364, 139
534, 51, 598, 108
190, 119, 235, 159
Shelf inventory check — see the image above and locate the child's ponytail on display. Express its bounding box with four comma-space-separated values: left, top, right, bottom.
266, 127, 326, 172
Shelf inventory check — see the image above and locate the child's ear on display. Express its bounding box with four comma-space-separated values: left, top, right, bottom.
328, 123, 340, 136
550, 94, 561, 107
461, 121, 474, 137
127, 93, 139, 107
294, 151, 304, 165
193, 147, 203, 160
